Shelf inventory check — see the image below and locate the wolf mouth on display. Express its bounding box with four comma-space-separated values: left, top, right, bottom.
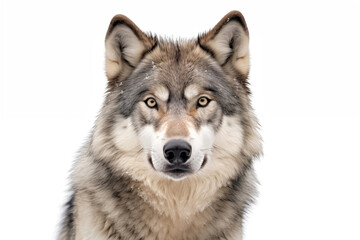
148, 154, 208, 177
167, 168, 189, 174
165, 165, 190, 173
164, 168, 191, 179
162, 162, 192, 179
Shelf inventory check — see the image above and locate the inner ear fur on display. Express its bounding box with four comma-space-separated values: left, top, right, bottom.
199, 11, 250, 77
105, 15, 156, 80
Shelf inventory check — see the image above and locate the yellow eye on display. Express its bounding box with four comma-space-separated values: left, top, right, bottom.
197, 97, 210, 107
145, 97, 157, 108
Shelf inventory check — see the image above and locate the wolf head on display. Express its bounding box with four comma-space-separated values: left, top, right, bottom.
91, 11, 261, 182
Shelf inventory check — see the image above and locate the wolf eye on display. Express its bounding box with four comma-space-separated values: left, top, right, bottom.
197, 97, 211, 107
145, 97, 157, 108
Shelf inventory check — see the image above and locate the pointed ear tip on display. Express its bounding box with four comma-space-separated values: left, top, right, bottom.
198, 11, 249, 44
109, 14, 131, 24
224, 10, 248, 32
106, 14, 150, 42
226, 10, 245, 18
106, 14, 131, 38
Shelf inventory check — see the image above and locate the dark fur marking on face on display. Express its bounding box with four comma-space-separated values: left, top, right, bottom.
202, 67, 242, 115
203, 87, 217, 93
139, 113, 151, 126
206, 108, 222, 131
116, 67, 153, 117
154, 119, 161, 130
193, 117, 202, 130
167, 90, 172, 104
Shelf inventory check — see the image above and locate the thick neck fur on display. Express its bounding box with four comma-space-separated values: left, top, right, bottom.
72, 146, 255, 239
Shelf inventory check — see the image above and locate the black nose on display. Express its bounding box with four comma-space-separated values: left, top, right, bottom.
163, 140, 192, 165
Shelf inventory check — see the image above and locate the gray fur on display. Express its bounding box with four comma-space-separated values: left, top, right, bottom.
59, 11, 262, 240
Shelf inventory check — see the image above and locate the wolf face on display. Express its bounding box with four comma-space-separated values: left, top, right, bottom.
59, 12, 262, 239
91, 11, 261, 183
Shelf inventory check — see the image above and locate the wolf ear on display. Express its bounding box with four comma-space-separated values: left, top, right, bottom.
199, 11, 250, 77
105, 15, 156, 79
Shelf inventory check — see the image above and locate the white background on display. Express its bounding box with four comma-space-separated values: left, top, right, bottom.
1, 0, 360, 239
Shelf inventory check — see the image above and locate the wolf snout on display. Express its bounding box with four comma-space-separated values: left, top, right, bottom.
163, 140, 192, 165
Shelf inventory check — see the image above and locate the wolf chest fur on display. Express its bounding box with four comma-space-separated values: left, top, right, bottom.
59, 10, 262, 240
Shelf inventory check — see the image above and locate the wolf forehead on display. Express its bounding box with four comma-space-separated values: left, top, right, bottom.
105, 11, 251, 118
116, 42, 241, 117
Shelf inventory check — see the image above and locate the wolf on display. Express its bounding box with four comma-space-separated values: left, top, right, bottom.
58, 10, 262, 240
